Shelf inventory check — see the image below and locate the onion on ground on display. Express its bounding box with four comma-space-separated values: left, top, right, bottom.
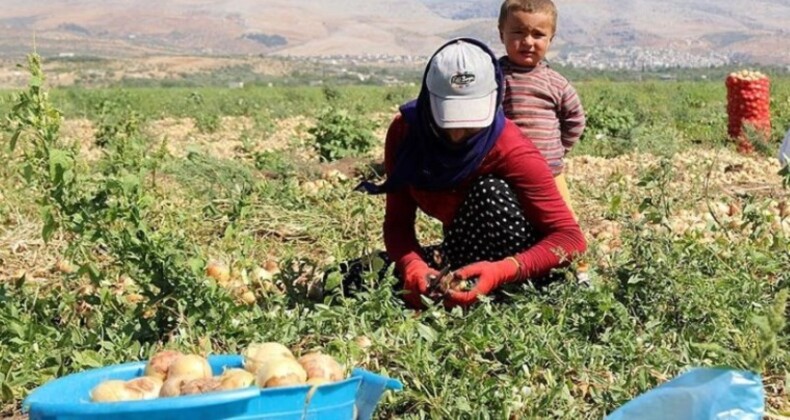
206, 261, 230, 284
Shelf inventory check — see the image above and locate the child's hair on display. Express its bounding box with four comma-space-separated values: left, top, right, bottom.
498, 0, 558, 34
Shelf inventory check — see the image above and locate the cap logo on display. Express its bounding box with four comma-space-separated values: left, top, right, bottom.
450, 72, 476, 88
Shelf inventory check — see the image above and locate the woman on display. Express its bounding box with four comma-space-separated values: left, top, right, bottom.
355, 37, 586, 308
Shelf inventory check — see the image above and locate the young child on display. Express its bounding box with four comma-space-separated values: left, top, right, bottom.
497, 0, 586, 216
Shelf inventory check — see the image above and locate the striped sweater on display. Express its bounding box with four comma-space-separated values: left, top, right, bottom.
499, 58, 586, 176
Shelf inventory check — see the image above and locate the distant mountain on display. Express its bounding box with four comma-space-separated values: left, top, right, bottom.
419, 0, 501, 20
0, 0, 788, 66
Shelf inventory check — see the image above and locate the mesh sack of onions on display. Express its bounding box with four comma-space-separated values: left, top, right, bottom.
726, 70, 771, 154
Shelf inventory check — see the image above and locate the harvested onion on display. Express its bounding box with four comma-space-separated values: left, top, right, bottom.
168, 355, 212, 381
159, 376, 190, 397
124, 377, 163, 400
206, 261, 230, 284
298, 353, 344, 382
217, 369, 255, 391
255, 356, 307, 388
354, 336, 372, 349
143, 350, 183, 380
55, 259, 75, 274
180, 377, 221, 395
243, 342, 294, 374
240, 290, 257, 305
91, 380, 142, 402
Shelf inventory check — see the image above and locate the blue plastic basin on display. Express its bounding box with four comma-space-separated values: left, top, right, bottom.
23, 355, 402, 420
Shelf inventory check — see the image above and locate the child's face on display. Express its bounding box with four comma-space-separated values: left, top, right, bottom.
499, 10, 554, 67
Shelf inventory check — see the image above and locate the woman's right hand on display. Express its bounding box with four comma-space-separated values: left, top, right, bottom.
402, 259, 439, 309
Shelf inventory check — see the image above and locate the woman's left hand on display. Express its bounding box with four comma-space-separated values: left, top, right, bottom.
444, 259, 519, 307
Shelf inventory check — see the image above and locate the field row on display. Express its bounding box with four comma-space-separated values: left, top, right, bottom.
0, 63, 788, 417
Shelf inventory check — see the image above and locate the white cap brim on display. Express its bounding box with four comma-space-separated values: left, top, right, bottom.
429, 89, 497, 129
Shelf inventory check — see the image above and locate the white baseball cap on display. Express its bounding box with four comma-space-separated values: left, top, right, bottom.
426, 40, 498, 129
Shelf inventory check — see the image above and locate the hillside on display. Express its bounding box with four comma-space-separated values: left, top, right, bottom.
0, 0, 788, 65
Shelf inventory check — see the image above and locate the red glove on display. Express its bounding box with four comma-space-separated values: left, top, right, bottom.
401, 259, 439, 309
445, 259, 520, 308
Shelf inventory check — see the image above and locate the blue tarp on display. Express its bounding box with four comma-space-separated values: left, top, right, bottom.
606, 368, 764, 420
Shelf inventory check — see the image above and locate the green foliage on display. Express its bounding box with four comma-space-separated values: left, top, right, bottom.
780, 163, 790, 189
637, 158, 676, 224
3, 54, 74, 243
165, 151, 255, 234
2, 54, 250, 375
252, 150, 296, 177
383, 86, 416, 106
1, 61, 789, 418
584, 102, 638, 140
743, 289, 787, 372
322, 85, 342, 103
770, 86, 790, 142
93, 95, 142, 148
309, 106, 378, 162
188, 92, 221, 133
252, 110, 276, 138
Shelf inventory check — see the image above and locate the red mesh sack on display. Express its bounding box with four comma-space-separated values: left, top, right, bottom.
726, 70, 771, 154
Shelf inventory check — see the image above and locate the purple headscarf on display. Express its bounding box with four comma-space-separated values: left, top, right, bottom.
357, 37, 506, 194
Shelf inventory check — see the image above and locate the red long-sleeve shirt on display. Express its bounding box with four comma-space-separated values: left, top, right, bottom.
383, 114, 587, 281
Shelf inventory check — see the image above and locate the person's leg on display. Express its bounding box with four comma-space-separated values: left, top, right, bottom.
331, 175, 561, 299
553, 172, 577, 220
555, 172, 592, 287
441, 175, 568, 291
443, 176, 539, 269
